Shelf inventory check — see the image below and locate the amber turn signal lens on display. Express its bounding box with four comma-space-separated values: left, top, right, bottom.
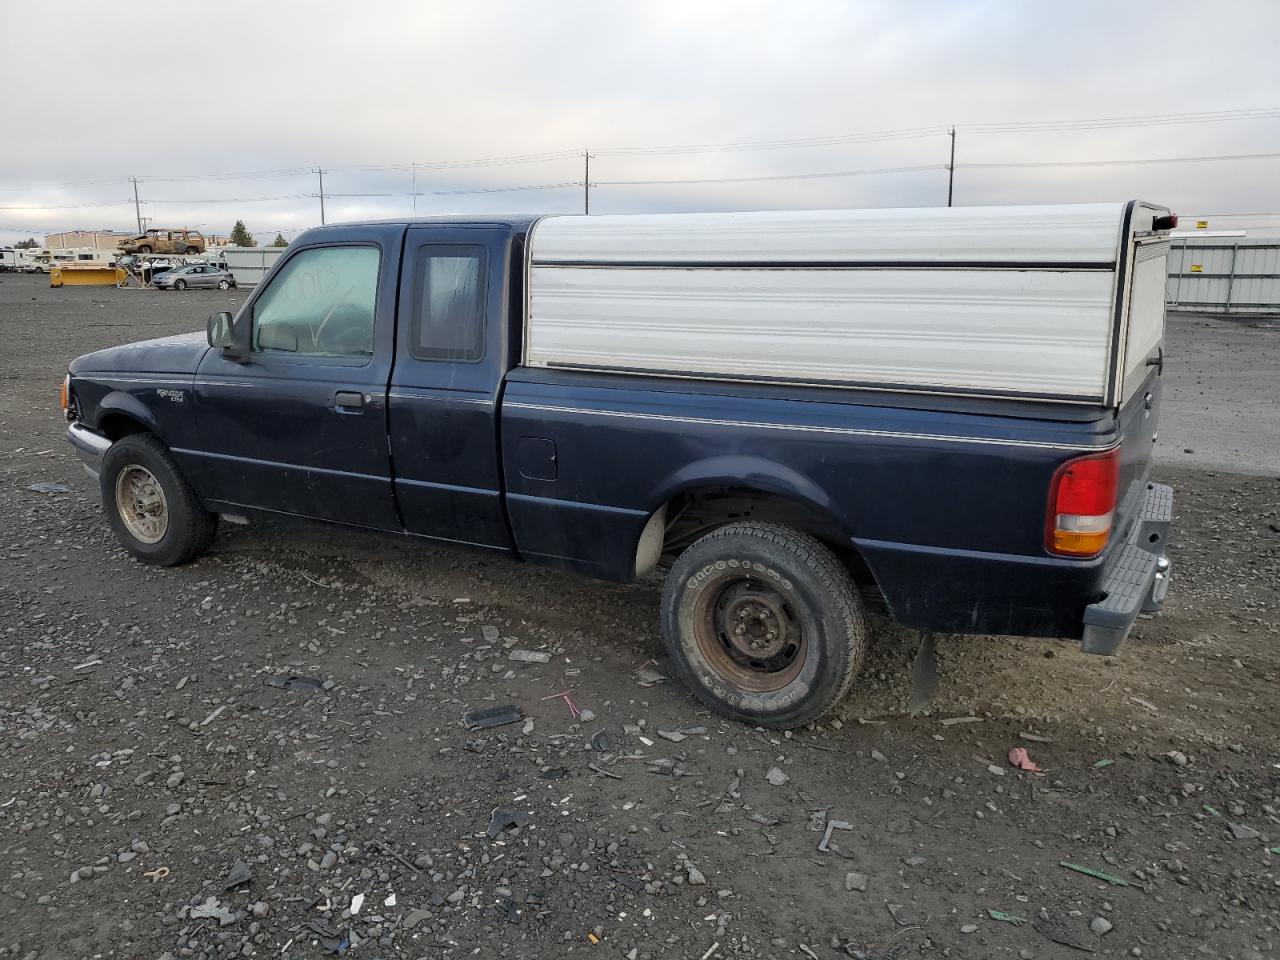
59, 375, 69, 413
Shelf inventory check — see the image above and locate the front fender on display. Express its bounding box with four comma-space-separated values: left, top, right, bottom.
93, 389, 164, 438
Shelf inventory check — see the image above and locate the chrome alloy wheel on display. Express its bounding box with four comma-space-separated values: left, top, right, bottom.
114, 464, 169, 543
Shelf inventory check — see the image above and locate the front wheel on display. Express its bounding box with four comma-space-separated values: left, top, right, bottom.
174, 279, 187, 291
217, 279, 230, 290
100, 434, 218, 565
661, 521, 866, 728
137, 245, 152, 254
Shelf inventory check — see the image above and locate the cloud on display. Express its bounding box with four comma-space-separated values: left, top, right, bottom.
2, 0, 1279, 242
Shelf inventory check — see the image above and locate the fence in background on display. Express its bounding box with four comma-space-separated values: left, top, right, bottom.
1166, 237, 1280, 314
221, 246, 285, 287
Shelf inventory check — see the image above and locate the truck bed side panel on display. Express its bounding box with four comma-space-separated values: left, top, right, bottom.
500, 374, 1122, 637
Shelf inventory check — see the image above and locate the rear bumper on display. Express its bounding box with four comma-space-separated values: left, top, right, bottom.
854, 481, 1174, 643
1080, 481, 1173, 655
67, 422, 111, 479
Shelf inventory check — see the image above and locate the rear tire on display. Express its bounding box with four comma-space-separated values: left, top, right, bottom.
661, 521, 865, 728
100, 434, 217, 566
186, 246, 199, 255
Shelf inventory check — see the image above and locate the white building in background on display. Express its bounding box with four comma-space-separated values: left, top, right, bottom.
43, 229, 132, 251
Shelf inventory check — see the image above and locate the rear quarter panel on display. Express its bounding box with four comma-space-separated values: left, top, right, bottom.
500, 372, 1123, 636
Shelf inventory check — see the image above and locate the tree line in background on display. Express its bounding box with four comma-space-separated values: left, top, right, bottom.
228, 220, 288, 248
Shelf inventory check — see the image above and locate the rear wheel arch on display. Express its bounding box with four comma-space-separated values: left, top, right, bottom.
636, 479, 883, 604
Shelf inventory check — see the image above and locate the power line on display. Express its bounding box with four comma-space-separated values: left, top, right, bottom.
960, 151, 1280, 169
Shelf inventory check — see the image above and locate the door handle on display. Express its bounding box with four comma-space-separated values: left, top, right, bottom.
334, 391, 366, 414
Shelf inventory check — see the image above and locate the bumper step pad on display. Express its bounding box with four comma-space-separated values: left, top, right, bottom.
1081, 482, 1173, 656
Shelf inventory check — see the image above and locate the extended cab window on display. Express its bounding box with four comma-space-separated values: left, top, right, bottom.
252, 245, 380, 358
411, 245, 486, 361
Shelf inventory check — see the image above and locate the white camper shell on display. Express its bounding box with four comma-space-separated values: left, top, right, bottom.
525, 201, 1171, 406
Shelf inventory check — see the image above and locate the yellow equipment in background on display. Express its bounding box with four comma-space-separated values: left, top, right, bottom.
50, 265, 127, 287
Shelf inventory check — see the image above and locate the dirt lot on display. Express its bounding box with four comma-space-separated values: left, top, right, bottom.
0, 273, 1278, 960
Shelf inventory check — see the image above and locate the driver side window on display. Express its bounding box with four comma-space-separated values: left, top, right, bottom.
253, 245, 380, 358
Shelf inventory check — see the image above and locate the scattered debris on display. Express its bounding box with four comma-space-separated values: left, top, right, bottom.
143, 866, 170, 883
636, 661, 667, 686
1034, 913, 1095, 952
350, 892, 365, 914
303, 918, 350, 954
698, 942, 721, 960
1165, 750, 1189, 766
818, 819, 853, 853
658, 729, 688, 742
27, 481, 70, 493
843, 871, 868, 892
588, 762, 622, 780
939, 716, 982, 726
591, 729, 612, 752
222, 860, 252, 890
1090, 917, 1113, 936
1093, 758, 1115, 768
383, 893, 396, 908
463, 704, 524, 729
1007, 746, 1043, 772
987, 909, 1028, 925
1202, 803, 1222, 817
266, 674, 325, 692
508, 649, 552, 663
1020, 732, 1054, 743
540, 689, 582, 720
201, 704, 228, 726
486, 805, 531, 839
765, 766, 790, 786
72, 658, 103, 672
1229, 822, 1261, 841
190, 896, 239, 927
959, 923, 978, 934
1059, 862, 1133, 886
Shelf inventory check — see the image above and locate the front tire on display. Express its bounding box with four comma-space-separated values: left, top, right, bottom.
174, 279, 187, 291
661, 522, 865, 728
100, 434, 217, 566
217, 279, 230, 290
137, 245, 152, 254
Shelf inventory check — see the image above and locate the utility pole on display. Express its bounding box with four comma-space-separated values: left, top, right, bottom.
316, 168, 326, 225
130, 177, 143, 233
583, 150, 592, 215
946, 127, 956, 207
411, 162, 417, 215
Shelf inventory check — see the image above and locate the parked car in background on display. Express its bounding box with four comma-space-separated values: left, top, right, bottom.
153, 263, 236, 291
120, 229, 206, 256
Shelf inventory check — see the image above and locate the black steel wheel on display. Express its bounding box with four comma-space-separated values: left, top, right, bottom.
661, 521, 866, 728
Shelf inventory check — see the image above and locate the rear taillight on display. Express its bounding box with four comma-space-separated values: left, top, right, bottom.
1046, 448, 1120, 557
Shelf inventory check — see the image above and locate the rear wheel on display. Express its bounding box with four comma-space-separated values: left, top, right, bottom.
100, 434, 217, 566
185, 246, 199, 254
661, 522, 865, 728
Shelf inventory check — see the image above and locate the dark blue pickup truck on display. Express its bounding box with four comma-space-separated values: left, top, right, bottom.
63, 203, 1174, 727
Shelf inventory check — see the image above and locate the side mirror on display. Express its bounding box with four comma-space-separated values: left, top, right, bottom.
207, 311, 250, 361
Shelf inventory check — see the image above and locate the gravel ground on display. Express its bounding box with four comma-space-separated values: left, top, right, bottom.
1, 274, 1278, 960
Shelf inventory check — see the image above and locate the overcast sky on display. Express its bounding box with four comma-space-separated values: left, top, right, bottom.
2, 0, 1278, 244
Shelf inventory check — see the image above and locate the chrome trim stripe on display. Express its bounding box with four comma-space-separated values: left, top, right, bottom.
78, 374, 193, 385
172, 447, 390, 483
504, 402, 1109, 452
386, 391, 492, 405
